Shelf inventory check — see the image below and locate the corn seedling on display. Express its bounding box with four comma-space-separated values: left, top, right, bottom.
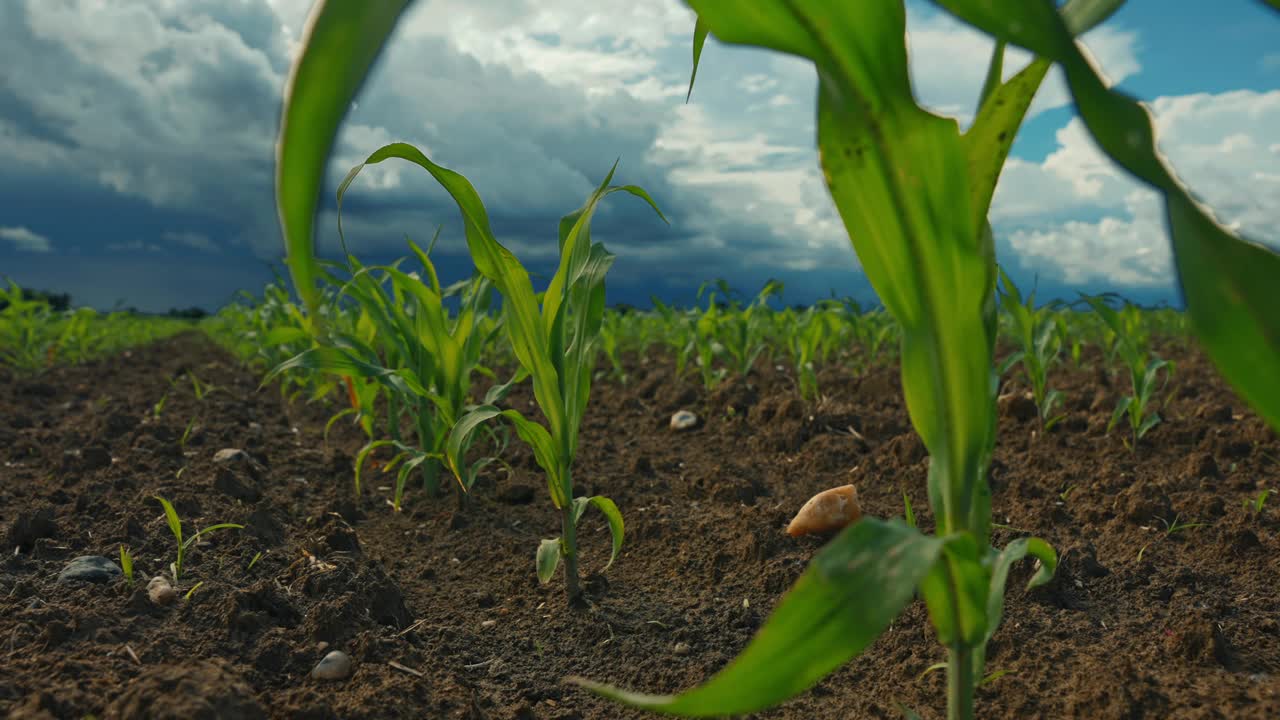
188, 372, 214, 401
153, 496, 242, 583
178, 416, 197, 455
998, 268, 1066, 430
247, 551, 264, 572
1244, 489, 1271, 514
120, 545, 135, 587
413, 154, 665, 604
152, 392, 168, 420
1089, 295, 1171, 448
184, 581, 204, 601
267, 228, 504, 509
1160, 514, 1206, 538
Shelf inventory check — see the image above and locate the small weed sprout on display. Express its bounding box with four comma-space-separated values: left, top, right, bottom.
247, 551, 264, 572
153, 496, 243, 582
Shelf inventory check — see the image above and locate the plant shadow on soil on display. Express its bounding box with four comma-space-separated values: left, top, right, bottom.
2, 331, 1279, 719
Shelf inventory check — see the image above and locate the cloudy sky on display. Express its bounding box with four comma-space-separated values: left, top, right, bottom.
1, 0, 1277, 312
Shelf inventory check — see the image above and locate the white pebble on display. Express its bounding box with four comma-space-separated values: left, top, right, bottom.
311, 650, 352, 681
147, 576, 176, 606
670, 410, 698, 431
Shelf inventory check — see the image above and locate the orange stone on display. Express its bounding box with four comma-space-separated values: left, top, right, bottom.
786, 484, 862, 537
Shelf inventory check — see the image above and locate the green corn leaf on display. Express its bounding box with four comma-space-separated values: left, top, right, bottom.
963, 58, 1051, 236
276, 0, 412, 319
537, 538, 562, 584
1108, 396, 1134, 434
686, 16, 710, 102
447, 405, 566, 506
984, 537, 1056, 646
353, 439, 400, 495
155, 496, 183, 547
185, 523, 244, 551
571, 518, 944, 716
571, 496, 625, 570
919, 533, 989, 646
936, 0, 1280, 432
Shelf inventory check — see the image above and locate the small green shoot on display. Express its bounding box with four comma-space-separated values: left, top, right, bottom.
153, 496, 243, 582
153, 392, 168, 420
179, 416, 197, 454
184, 581, 204, 601
1160, 514, 1206, 538
120, 545, 135, 587
247, 551, 264, 572
1244, 489, 1271, 513
902, 490, 916, 529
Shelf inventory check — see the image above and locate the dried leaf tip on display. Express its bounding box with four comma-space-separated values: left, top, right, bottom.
786, 484, 862, 537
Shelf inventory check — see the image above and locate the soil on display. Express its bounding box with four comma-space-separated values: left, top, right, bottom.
2, 331, 1279, 719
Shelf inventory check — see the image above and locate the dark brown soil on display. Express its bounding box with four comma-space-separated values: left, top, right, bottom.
2, 331, 1279, 719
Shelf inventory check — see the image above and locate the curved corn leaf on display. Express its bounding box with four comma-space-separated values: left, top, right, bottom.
571, 495, 625, 570
446, 405, 565, 506
571, 518, 943, 716
276, 0, 412, 318
339, 143, 568, 447
935, 0, 1280, 432
686, 17, 709, 102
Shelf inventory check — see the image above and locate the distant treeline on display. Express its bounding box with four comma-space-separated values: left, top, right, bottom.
0, 285, 207, 319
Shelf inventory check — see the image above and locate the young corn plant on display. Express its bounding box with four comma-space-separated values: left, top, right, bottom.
998, 268, 1066, 430
1084, 295, 1171, 449
577, 6, 1069, 718
153, 496, 242, 583
310, 141, 662, 603
267, 233, 503, 510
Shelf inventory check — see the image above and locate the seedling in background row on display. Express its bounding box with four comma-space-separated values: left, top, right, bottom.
153, 496, 242, 582
1086, 295, 1172, 449
998, 268, 1066, 431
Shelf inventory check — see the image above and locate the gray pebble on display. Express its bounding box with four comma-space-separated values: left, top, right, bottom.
311, 650, 352, 681
673, 642, 692, 656
57, 555, 122, 584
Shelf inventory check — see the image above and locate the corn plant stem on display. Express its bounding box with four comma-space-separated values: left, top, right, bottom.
947, 645, 975, 720
560, 502, 583, 606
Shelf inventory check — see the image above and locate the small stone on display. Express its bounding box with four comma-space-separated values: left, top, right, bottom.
57, 555, 122, 584
147, 576, 176, 606
311, 650, 352, 681
670, 410, 698, 431
480, 619, 498, 629
213, 448, 264, 480
673, 642, 691, 656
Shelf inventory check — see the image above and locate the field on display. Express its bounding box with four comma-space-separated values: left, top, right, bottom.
1, 290, 1278, 719
4, 2, 1279, 718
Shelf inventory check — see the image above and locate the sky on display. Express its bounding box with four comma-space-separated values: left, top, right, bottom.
0, 0, 1277, 313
